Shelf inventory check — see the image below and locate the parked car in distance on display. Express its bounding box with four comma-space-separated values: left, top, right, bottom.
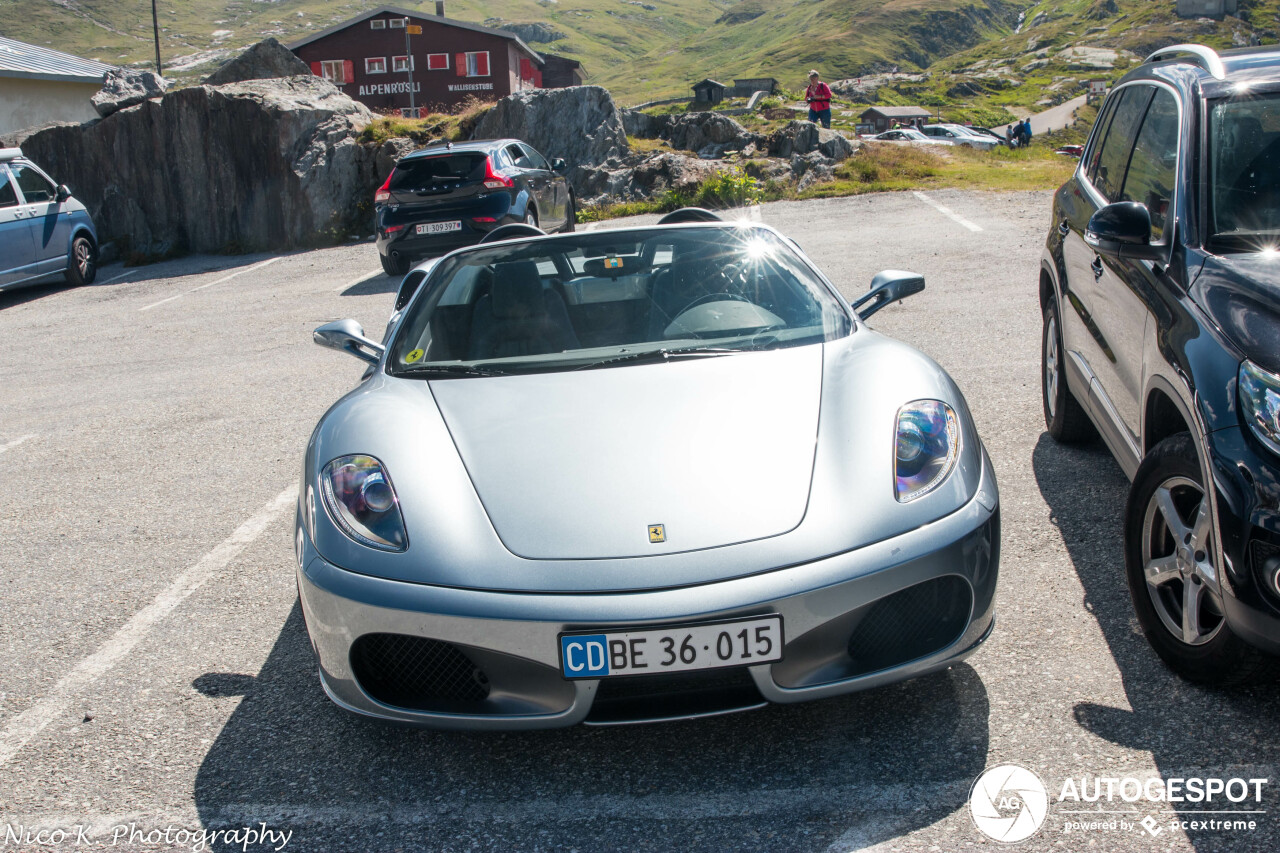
920, 124, 1000, 150
0, 148, 97, 291
302, 211, 1000, 729
966, 126, 1009, 145
861, 128, 954, 146
374, 139, 575, 277
1041, 42, 1280, 684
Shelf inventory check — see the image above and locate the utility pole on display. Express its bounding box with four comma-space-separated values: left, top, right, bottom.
404, 18, 417, 117
151, 0, 163, 75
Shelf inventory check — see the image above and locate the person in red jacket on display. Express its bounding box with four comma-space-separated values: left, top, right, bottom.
805, 70, 832, 129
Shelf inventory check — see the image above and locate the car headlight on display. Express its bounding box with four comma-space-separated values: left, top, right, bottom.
1239, 360, 1280, 456
320, 455, 408, 551
895, 400, 960, 502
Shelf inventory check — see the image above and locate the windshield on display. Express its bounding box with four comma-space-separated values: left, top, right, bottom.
387, 225, 853, 376
1208, 93, 1280, 251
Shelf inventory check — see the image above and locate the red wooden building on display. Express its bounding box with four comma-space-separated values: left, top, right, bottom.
288, 4, 545, 115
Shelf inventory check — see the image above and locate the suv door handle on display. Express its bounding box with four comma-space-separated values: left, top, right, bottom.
1058, 221, 1070, 237
1091, 256, 1104, 278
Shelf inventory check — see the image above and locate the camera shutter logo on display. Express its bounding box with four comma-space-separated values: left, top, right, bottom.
969, 764, 1049, 843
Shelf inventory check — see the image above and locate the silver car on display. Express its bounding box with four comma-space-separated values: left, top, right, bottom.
0, 148, 97, 290
300, 217, 1000, 729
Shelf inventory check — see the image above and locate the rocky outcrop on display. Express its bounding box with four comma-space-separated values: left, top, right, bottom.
203, 37, 313, 86
473, 85, 628, 196
766, 121, 857, 161
22, 76, 375, 258
91, 68, 167, 118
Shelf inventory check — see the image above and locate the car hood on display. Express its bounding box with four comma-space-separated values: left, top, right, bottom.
305, 333, 985, 592
1191, 254, 1280, 374
429, 346, 822, 560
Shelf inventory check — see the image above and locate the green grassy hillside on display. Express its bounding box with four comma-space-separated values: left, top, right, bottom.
6, 0, 1278, 109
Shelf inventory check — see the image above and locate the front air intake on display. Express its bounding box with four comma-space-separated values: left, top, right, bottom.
846, 576, 971, 676
351, 633, 490, 710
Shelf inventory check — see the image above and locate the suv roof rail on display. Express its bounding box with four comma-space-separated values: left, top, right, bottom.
0, 148, 22, 161
1144, 44, 1226, 80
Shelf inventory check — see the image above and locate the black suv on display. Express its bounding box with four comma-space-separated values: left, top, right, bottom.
1041, 44, 1280, 684
374, 139, 575, 276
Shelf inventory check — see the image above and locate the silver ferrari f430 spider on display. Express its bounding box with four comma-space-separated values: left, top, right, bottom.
299, 212, 999, 729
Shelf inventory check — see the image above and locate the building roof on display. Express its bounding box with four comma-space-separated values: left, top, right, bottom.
692, 79, 727, 88
0, 35, 114, 84
286, 5, 543, 64
860, 105, 933, 118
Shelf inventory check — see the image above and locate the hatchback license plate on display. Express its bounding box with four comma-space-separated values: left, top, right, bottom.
559, 615, 783, 679
417, 220, 461, 235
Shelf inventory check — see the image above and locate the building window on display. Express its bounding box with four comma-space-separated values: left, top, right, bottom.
392, 55, 414, 72
319, 60, 348, 84
389, 18, 405, 28
365, 57, 387, 74
426, 53, 449, 71
370, 19, 385, 30
465, 51, 489, 77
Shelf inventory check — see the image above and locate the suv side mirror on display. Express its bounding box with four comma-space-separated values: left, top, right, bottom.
313, 319, 386, 365
852, 270, 925, 319
55, 184, 71, 203
550, 158, 567, 172
1085, 202, 1164, 261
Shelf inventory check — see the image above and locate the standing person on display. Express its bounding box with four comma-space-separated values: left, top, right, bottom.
1005, 123, 1014, 146
805, 70, 832, 129
1023, 117, 1033, 147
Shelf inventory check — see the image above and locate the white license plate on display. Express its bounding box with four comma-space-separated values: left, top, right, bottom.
559, 615, 783, 679
416, 220, 461, 235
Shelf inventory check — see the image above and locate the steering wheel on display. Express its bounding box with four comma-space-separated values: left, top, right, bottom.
680, 292, 752, 313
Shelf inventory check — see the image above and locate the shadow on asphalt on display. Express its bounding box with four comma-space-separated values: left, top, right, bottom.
0, 280, 73, 311
338, 273, 398, 297
1032, 432, 1280, 852
193, 603, 991, 851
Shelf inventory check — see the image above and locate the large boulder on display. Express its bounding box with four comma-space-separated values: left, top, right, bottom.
664, 112, 762, 156
203, 37, 313, 86
91, 68, 167, 118
21, 76, 375, 258
473, 85, 628, 195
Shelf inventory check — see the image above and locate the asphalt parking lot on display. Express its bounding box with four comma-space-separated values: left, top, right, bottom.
1, 189, 1277, 853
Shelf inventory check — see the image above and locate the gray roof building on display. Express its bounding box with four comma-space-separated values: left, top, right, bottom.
0, 36, 114, 138
0, 35, 113, 83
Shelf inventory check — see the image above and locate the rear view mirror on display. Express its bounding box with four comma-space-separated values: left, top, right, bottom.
55, 184, 71, 203
852, 270, 926, 319
314, 319, 386, 365
550, 158, 567, 172
1085, 202, 1163, 261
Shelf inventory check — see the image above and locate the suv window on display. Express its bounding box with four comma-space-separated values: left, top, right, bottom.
1084, 92, 1122, 184
1092, 86, 1156, 202
505, 144, 532, 169
1119, 87, 1180, 242
11, 163, 56, 204
1208, 92, 1280, 247
0, 167, 17, 208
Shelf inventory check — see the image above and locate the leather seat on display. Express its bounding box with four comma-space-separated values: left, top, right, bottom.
466, 261, 579, 360
646, 243, 733, 339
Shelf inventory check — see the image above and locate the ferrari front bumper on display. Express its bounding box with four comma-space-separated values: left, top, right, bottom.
297, 449, 1000, 729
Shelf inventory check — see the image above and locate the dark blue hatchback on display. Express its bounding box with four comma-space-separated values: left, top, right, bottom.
374, 139, 575, 276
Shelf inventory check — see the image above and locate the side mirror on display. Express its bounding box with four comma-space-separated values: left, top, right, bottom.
313, 319, 386, 365
1085, 202, 1163, 261
55, 184, 71, 203
550, 158, 567, 172
852, 270, 925, 319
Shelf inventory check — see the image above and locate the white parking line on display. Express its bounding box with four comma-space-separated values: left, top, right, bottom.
912, 191, 983, 232
97, 270, 136, 286
0, 485, 298, 768
335, 269, 382, 294
0, 434, 35, 455
139, 257, 281, 312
